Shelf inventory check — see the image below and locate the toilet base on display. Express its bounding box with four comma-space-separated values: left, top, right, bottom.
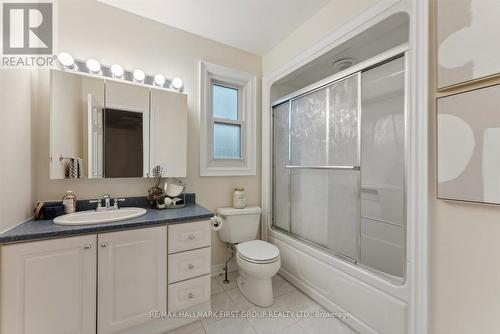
237, 271, 274, 307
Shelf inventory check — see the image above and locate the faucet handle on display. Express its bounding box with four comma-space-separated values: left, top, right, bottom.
113, 198, 126, 209
89, 199, 102, 209
103, 194, 110, 199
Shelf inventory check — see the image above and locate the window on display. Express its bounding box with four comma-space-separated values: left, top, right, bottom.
200, 61, 256, 176
212, 84, 241, 159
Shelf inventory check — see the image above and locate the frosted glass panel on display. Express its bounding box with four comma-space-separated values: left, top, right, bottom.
273, 102, 290, 231
213, 84, 238, 120
361, 57, 405, 226
290, 169, 359, 259
328, 75, 359, 166
213, 123, 241, 159
291, 89, 327, 166
360, 56, 405, 279
272, 54, 406, 281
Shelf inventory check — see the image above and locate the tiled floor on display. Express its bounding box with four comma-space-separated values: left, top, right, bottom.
165, 273, 355, 334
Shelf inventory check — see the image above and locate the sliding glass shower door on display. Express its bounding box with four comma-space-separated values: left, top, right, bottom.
273, 74, 361, 261
272, 55, 406, 280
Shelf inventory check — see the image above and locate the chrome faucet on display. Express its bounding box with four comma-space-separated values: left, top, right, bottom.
103, 194, 111, 209
89, 195, 125, 211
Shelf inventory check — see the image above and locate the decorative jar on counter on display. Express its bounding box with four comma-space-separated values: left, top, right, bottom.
233, 188, 246, 209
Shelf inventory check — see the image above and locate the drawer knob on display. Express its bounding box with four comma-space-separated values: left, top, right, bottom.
188, 293, 195, 299
187, 234, 195, 240
84, 244, 92, 249
101, 242, 109, 248
188, 264, 195, 269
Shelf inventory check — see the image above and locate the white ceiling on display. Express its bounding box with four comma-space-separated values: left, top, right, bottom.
97, 0, 331, 55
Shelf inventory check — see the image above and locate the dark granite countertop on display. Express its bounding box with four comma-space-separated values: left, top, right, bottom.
0, 202, 214, 244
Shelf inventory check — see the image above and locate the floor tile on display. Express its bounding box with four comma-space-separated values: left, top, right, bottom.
272, 274, 297, 297
200, 291, 237, 327
298, 317, 356, 334
244, 303, 297, 334
211, 277, 224, 295
164, 320, 206, 334
215, 271, 239, 291
276, 322, 308, 334
204, 317, 257, 334
227, 286, 255, 311
274, 290, 323, 318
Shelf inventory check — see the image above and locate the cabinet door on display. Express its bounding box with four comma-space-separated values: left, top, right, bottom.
150, 89, 187, 177
1, 235, 97, 334
50, 70, 105, 179
98, 226, 167, 334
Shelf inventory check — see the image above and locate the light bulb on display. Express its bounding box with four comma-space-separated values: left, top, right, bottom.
57, 52, 77, 70
170, 77, 183, 90
86, 59, 101, 74
154, 74, 166, 87
110, 64, 124, 79
133, 69, 145, 83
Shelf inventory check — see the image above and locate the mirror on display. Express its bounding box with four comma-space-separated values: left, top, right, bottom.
50, 70, 187, 179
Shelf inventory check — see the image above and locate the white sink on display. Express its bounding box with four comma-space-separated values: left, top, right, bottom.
53, 207, 147, 226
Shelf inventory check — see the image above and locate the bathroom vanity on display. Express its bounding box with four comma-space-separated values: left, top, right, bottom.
0, 202, 214, 334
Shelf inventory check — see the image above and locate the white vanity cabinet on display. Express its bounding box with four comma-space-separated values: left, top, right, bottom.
98, 226, 167, 334
0, 221, 211, 334
167, 220, 211, 312
1, 235, 98, 334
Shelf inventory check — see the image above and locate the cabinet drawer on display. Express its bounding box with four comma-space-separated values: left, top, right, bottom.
168, 247, 211, 283
168, 275, 210, 312
168, 220, 211, 253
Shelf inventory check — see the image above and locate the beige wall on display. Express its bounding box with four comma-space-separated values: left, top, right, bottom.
262, 0, 381, 75
429, 1, 500, 333
0, 70, 34, 233
32, 0, 262, 267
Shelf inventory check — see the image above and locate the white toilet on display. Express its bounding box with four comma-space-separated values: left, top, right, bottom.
216, 206, 281, 307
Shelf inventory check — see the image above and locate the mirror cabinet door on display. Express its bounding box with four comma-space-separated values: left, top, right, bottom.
50, 71, 105, 179
150, 89, 188, 177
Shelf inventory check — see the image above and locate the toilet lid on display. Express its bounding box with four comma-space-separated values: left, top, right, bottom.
237, 240, 280, 263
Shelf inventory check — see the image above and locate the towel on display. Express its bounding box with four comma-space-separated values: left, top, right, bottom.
68, 158, 78, 178
77, 157, 83, 178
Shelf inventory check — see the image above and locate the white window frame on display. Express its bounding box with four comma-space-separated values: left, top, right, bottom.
199, 61, 256, 176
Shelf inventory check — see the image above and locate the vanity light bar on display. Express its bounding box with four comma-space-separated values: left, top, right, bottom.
54, 52, 183, 92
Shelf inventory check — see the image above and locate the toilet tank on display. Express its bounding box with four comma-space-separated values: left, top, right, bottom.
216, 206, 262, 244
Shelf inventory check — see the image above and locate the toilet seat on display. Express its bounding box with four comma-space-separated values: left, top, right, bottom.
237, 240, 280, 264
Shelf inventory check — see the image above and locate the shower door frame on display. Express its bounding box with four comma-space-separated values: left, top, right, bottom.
271, 71, 364, 265
271, 51, 409, 273
261, 2, 429, 334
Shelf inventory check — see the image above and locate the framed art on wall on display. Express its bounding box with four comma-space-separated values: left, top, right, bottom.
437, 83, 500, 204
437, 0, 500, 88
